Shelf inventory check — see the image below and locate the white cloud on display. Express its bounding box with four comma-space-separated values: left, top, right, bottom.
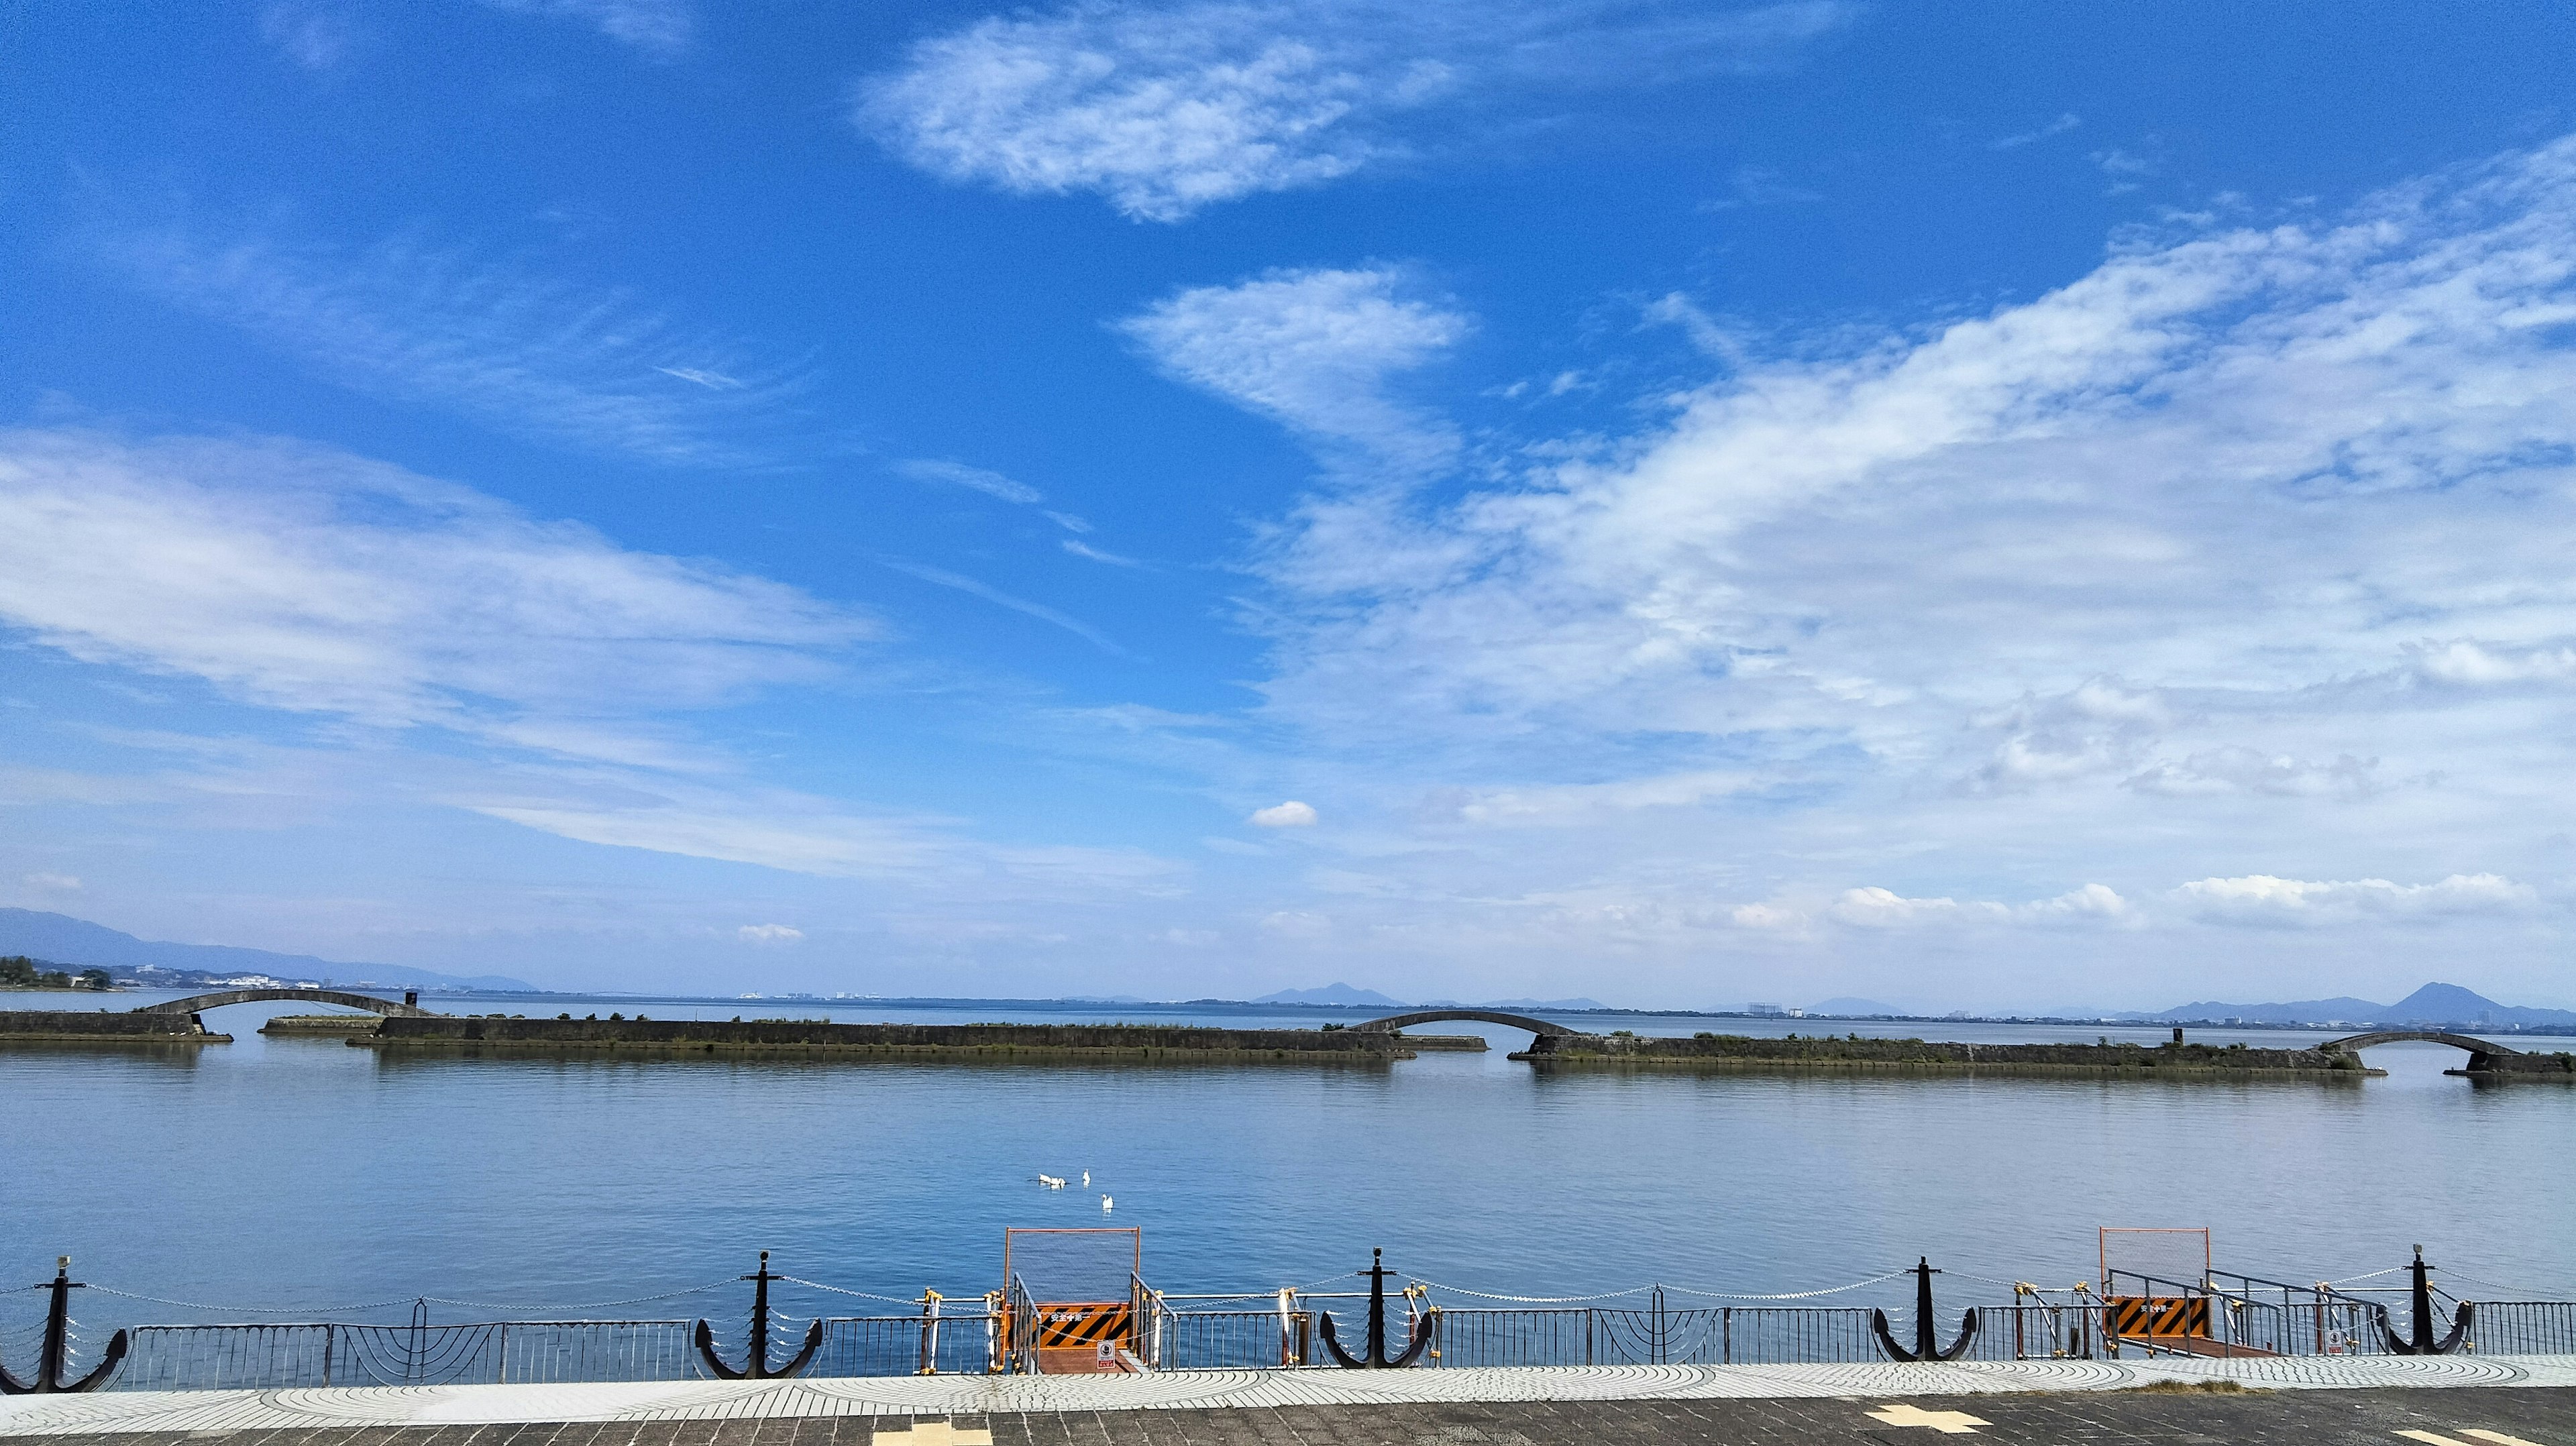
0, 429, 868, 735
881, 559, 1130, 656
855, 0, 1851, 221
2174, 873, 2533, 926
21, 872, 84, 892
896, 457, 1045, 505
737, 923, 804, 943
259, 5, 360, 69
99, 222, 806, 465
1172, 135, 2576, 1004
1258, 908, 1332, 936
2406, 637, 2576, 686
1823, 883, 2134, 930
1703, 165, 1821, 210
462, 775, 1181, 889
1728, 901, 1805, 931
1061, 539, 1142, 567
1250, 799, 1318, 827
1990, 113, 2080, 150
1448, 769, 1756, 826
1120, 266, 1467, 473
2125, 747, 2377, 798
478, 0, 692, 57
1246, 137, 2576, 812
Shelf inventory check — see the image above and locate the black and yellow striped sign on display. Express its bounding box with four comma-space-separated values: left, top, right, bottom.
1034, 1302, 1131, 1349
2108, 1295, 2210, 1338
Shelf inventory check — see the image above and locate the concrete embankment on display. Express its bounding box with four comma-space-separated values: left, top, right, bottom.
1534, 1032, 2373, 1079
0, 1009, 229, 1043
362, 1015, 1413, 1062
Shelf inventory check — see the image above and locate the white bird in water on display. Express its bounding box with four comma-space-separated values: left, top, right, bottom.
1081, 1170, 1090, 1187
1100, 1194, 1114, 1212
1036, 1174, 1066, 1189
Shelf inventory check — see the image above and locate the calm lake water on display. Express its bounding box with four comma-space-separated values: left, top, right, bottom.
6, 990, 2571, 1339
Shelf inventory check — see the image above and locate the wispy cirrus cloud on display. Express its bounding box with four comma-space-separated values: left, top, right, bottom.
478, 0, 692, 57
1990, 112, 2080, 150
855, 0, 1853, 221
258, 4, 363, 69
896, 457, 1046, 505
97, 220, 812, 466
892, 458, 1140, 558
0, 428, 1195, 895
0, 428, 868, 736
1120, 264, 1468, 474
879, 558, 1132, 657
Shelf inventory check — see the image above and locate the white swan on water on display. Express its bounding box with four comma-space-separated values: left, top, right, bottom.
1100, 1194, 1114, 1211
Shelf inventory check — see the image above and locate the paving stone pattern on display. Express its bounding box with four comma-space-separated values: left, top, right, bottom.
14, 1390, 2576, 1446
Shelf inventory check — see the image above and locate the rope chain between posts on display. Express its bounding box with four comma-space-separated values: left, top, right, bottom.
418, 1280, 738, 1313
1409, 1266, 1913, 1304
1156, 1270, 1368, 1309
85, 1286, 425, 1316
87, 1278, 738, 1319
769, 1276, 926, 1306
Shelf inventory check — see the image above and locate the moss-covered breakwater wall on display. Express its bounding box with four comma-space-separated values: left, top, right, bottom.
365, 1015, 1411, 1062
0, 1010, 228, 1042
1540, 1032, 2371, 1079
2458, 1049, 2576, 1078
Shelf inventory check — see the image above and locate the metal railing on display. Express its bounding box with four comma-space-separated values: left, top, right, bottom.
110, 1319, 701, 1390
2467, 1302, 2576, 1356
50, 1284, 2576, 1390
810, 1313, 996, 1378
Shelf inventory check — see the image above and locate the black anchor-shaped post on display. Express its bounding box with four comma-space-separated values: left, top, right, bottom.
1872, 1257, 1978, 1362
693, 1250, 822, 1380
0, 1258, 129, 1394
1317, 1249, 1434, 1368
2378, 1245, 2472, 1355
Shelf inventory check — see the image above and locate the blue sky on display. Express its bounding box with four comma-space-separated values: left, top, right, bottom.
6, 1, 2576, 1009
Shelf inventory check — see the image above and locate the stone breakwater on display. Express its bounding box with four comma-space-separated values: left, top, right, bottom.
0, 1009, 227, 1042
2462, 1048, 2576, 1077
1535, 1032, 2373, 1079
362, 1015, 1414, 1062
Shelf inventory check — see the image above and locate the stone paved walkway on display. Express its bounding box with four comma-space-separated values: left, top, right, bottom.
5, 1357, 2573, 1441
4, 1387, 2575, 1445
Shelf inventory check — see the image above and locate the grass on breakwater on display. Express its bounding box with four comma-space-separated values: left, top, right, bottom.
1536, 1031, 2375, 1080
361, 1013, 1413, 1063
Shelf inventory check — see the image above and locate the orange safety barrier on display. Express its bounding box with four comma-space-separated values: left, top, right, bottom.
2108, 1295, 2212, 1339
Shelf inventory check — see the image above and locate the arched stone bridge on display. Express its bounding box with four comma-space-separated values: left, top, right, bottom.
2322, 1030, 2520, 1072
1353, 1009, 1594, 1055
133, 987, 441, 1019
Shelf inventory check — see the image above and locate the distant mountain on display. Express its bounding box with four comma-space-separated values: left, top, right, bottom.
0, 909, 535, 993
1478, 997, 1610, 1011
1253, 983, 1407, 1006
1807, 997, 1907, 1016
2154, 981, 2576, 1028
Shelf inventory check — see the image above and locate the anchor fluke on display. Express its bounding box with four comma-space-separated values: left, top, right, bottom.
0, 1257, 129, 1394
1871, 1257, 1978, 1363
1316, 1248, 1435, 1368
693, 1250, 823, 1380
2378, 1245, 2472, 1356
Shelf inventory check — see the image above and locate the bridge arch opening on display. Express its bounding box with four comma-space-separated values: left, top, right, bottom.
131, 987, 440, 1019
2320, 1030, 2522, 1078
1351, 1009, 1593, 1057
